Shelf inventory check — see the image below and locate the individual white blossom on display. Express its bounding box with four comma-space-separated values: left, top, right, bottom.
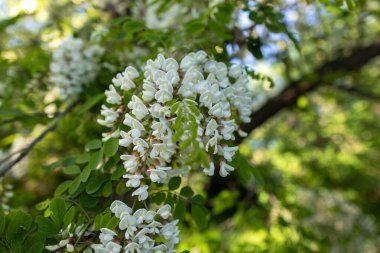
132, 185, 149, 201
203, 162, 215, 176
157, 204, 172, 219
149, 166, 171, 183
99, 228, 117, 244
105, 85, 122, 105
219, 161, 235, 177
128, 95, 149, 120
124, 174, 144, 188
110, 200, 133, 218
97, 105, 120, 128
219, 146, 239, 161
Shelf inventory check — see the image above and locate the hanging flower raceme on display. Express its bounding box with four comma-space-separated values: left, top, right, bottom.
49, 37, 104, 100
98, 51, 254, 202
92, 201, 179, 253
0, 178, 13, 212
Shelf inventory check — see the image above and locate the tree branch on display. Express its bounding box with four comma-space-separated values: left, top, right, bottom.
0, 111, 62, 126
333, 85, 380, 100
207, 40, 380, 216
0, 101, 79, 177
236, 40, 380, 143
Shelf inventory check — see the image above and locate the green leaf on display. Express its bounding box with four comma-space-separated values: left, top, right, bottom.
94, 213, 103, 231
85, 139, 102, 151
172, 128, 184, 142
346, 0, 356, 10
24, 232, 45, 253
80, 165, 92, 183
104, 157, 119, 171
165, 193, 176, 207
122, 20, 145, 34
179, 139, 192, 151
168, 177, 181, 190
185, 19, 205, 34
191, 204, 208, 229
104, 138, 119, 157
6, 211, 33, 243
247, 38, 263, 59
0, 207, 4, 235
54, 180, 72, 196
106, 216, 119, 229
35, 216, 59, 238
80, 193, 98, 209
214, 3, 233, 23
102, 181, 113, 197
43, 156, 75, 171
99, 212, 111, 228
75, 153, 90, 164
152, 192, 166, 205
63, 207, 77, 229
69, 176, 82, 195
192, 194, 206, 205
42, 160, 63, 171
115, 181, 127, 195
50, 198, 66, 225
180, 186, 194, 197
170, 101, 181, 114
88, 149, 104, 170
63, 165, 81, 175
35, 199, 50, 211
173, 198, 186, 222
111, 166, 125, 180
85, 176, 105, 195
77, 94, 104, 114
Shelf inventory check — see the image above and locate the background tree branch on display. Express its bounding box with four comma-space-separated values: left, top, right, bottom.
207, 39, 380, 216
0, 101, 79, 177
236, 39, 380, 143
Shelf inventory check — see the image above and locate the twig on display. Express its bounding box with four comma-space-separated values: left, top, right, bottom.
333, 85, 380, 100
0, 148, 24, 164
0, 111, 63, 126
0, 101, 79, 177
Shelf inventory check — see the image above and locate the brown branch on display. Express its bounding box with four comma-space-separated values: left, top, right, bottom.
206, 39, 380, 216
0, 111, 62, 126
236, 39, 380, 143
333, 85, 380, 100
0, 101, 79, 177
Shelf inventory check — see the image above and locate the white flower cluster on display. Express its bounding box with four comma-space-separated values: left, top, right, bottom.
98, 51, 254, 201
49, 37, 104, 100
46, 224, 90, 252
296, 188, 379, 252
0, 178, 13, 212
92, 201, 179, 253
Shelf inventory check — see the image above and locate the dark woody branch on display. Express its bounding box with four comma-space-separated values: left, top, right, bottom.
207, 39, 380, 215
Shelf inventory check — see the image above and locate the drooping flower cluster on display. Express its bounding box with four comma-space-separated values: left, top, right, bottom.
0, 178, 13, 212
98, 51, 254, 201
92, 201, 179, 253
49, 37, 104, 100
295, 188, 379, 252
